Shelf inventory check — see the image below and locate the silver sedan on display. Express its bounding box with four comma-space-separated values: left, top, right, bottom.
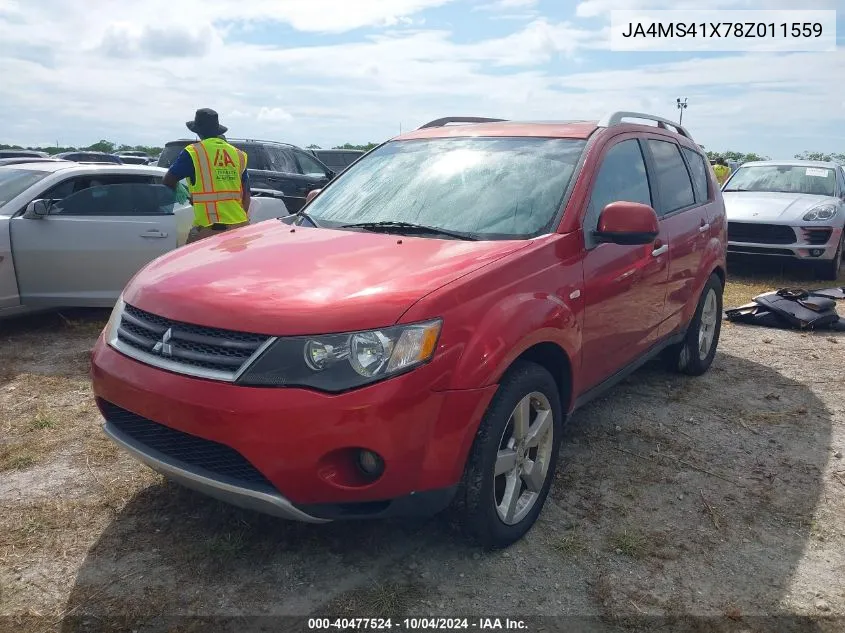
722, 160, 845, 279
0, 162, 288, 319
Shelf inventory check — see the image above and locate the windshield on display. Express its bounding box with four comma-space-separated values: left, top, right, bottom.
0, 169, 50, 211
305, 137, 586, 239
725, 165, 836, 196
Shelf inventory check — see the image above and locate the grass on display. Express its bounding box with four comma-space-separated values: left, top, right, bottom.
28, 412, 56, 431
723, 257, 845, 309
1, 449, 36, 471
608, 529, 650, 559
552, 530, 585, 557
323, 582, 426, 618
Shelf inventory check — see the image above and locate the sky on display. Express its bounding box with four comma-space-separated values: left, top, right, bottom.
0, 0, 842, 158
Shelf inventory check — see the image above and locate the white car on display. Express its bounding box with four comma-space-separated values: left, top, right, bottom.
723, 160, 845, 279
0, 162, 288, 318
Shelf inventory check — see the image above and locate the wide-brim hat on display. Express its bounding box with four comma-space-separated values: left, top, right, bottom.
186, 108, 228, 136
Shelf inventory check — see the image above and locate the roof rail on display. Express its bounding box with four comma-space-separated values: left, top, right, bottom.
598, 111, 692, 140
418, 116, 507, 130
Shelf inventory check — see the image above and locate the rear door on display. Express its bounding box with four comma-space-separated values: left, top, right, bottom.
10, 179, 178, 307
641, 138, 713, 337
580, 136, 670, 388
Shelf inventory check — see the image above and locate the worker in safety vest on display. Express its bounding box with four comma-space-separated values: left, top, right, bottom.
712, 156, 732, 187
163, 108, 250, 244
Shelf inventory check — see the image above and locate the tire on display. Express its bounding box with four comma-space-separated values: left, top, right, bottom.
816, 233, 843, 281
449, 361, 563, 549
662, 273, 723, 376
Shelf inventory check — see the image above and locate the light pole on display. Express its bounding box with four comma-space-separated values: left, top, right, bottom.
676, 97, 688, 126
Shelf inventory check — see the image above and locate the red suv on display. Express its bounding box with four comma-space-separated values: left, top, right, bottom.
91, 112, 726, 548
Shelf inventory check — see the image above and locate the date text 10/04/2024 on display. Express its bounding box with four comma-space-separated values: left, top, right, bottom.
308, 618, 528, 630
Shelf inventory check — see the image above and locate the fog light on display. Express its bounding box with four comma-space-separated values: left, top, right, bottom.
357, 449, 384, 478
810, 249, 823, 257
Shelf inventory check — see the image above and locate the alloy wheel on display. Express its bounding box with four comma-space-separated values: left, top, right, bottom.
698, 287, 719, 360
493, 392, 555, 525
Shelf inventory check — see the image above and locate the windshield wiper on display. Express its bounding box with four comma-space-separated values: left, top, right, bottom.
339, 221, 479, 241
294, 209, 320, 227
723, 187, 752, 192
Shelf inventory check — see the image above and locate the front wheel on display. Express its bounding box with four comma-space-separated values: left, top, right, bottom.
450, 361, 563, 549
663, 273, 723, 376
816, 233, 843, 281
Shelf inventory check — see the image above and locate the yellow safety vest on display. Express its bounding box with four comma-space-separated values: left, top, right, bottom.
713, 164, 731, 186
184, 138, 248, 227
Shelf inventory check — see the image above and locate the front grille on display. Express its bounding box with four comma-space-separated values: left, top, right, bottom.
100, 400, 274, 488
728, 222, 796, 245
115, 303, 271, 378
802, 227, 833, 245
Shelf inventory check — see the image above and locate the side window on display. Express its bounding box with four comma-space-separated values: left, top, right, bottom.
647, 140, 695, 214
585, 139, 652, 239
40, 177, 80, 201
266, 147, 297, 173
295, 151, 329, 177
836, 167, 845, 197
51, 183, 175, 216
682, 147, 710, 203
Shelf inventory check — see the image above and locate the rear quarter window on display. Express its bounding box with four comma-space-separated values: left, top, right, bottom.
681, 147, 711, 202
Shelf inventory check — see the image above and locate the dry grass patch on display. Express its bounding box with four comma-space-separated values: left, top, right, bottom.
723, 258, 845, 309
323, 582, 427, 618
552, 530, 586, 558
608, 529, 651, 560
0, 445, 37, 471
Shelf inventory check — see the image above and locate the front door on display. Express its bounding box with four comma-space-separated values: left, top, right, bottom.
581, 136, 669, 390
10, 182, 177, 307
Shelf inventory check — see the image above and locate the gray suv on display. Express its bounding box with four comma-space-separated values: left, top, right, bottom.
158, 139, 335, 213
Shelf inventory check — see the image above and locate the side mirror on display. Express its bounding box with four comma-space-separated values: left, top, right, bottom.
305, 189, 322, 205
24, 199, 51, 219
593, 201, 659, 245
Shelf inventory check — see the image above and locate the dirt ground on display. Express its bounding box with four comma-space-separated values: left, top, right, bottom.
1, 259, 844, 633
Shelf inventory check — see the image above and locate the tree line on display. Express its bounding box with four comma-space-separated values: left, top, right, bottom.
705, 150, 844, 164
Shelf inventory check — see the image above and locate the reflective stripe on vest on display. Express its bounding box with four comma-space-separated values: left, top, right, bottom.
185, 139, 248, 227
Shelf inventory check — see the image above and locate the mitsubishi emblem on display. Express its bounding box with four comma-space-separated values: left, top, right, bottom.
152, 328, 174, 356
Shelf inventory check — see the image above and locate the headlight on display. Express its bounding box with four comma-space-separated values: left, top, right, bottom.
104, 295, 125, 345
803, 204, 837, 222
237, 319, 442, 391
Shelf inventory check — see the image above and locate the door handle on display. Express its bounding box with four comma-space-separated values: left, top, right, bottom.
652, 244, 668, 257
140, 229, 168, 238
698, 223, 710, 234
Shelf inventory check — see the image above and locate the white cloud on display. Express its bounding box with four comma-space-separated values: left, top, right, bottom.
575, 0, 840, 18
0, 0, 841, 157
257, 107, 294, 123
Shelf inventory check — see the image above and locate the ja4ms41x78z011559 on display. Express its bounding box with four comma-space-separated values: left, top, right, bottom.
91, 112, 727, 548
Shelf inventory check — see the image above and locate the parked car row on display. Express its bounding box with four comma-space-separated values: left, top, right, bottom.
1, 149, 159, 166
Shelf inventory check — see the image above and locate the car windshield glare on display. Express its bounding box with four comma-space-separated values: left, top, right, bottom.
725, 165, 836, 197
305, 137, 586, 239
0, 169, 50, 210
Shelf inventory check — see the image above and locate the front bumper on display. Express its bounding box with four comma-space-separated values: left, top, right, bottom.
103, 419, 328, 522
92, 336, 496, 518
727, 225, 842, 260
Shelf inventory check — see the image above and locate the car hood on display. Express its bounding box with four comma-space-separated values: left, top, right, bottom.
123, 221, 529, 335
723, 191, 837, 222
